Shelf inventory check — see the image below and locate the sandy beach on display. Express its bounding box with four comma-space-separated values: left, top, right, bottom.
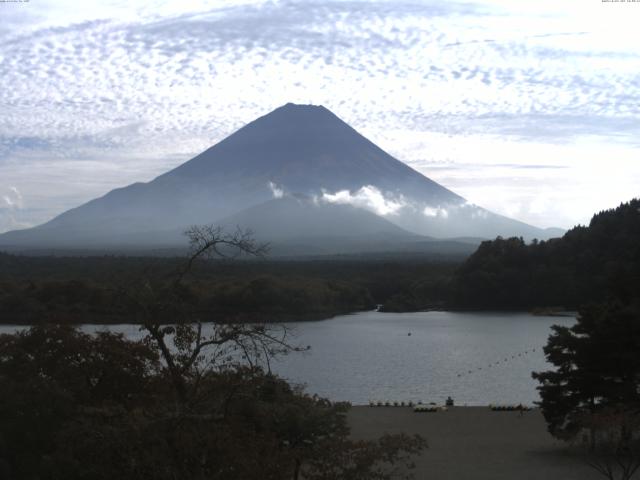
348, 406, 602, 480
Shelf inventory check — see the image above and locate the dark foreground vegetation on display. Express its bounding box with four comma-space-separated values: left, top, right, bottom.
0, 325, 425, 479
0, 226, 426, 479
533, 299, 640, 480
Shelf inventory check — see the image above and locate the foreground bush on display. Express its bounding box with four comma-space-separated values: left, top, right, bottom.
0, 325, 425, 479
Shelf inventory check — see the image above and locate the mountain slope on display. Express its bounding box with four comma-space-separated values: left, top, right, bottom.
216, 196, 429, 256
0, 103, 558, 250
218, 196, 412, 240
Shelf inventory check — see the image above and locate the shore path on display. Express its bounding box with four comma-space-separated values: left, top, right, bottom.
348, 406, 603, 480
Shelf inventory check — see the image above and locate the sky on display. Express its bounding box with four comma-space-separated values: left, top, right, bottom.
0, 0, 639, 233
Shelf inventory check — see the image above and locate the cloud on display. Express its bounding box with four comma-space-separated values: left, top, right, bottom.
268, 181, 284, 199
0, 185, 29, 232
421, 201, 494, 220
3, 0, 637, 150
0, 0, 638, 231
321, 185, 407, 216
2, 186, 23, 209
423, 206, 449, 219
471, 208, 489, 220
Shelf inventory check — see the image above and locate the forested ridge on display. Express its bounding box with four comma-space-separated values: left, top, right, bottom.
451, 199, 640, 309
0, 254, 456, 323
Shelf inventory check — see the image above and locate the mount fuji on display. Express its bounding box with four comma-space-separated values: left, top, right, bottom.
0, 103, 561, 254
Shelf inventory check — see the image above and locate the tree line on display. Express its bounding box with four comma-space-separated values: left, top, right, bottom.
451, 199, 640, 310
0, 276, 374, 324
0, 252, 457, 323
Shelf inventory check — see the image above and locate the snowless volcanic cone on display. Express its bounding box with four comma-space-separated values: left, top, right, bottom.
0, 103, 557, 252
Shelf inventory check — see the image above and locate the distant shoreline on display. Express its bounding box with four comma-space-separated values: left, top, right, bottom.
0, 310, 352, 327
0, 308, 577, 327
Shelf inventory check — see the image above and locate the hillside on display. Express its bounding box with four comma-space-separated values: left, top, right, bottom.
450, 199, 640, 309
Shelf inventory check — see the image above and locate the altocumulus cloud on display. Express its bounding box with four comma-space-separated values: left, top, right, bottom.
0, 0, 639, 232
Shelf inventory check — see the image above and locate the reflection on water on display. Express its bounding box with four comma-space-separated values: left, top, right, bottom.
0, 311, 573, 406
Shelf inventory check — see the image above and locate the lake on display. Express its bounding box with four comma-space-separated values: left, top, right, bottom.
0, 311, 574, 406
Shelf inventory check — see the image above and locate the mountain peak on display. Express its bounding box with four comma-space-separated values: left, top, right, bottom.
280, 102, 327, 110
153, 101, 463, 209
258, 102, 339, 126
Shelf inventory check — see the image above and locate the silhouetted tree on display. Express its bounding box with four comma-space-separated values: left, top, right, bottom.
118, 225, 302, 407
533, 301, 640, 448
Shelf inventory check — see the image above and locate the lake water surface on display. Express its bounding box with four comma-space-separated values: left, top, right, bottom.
0, 311, 574, 406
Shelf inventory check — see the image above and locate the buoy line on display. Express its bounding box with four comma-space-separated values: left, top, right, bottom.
455, 347, 539, 379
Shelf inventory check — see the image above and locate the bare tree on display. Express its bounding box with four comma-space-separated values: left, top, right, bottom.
121, 225, 303, 407
581, 408, 640, 480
